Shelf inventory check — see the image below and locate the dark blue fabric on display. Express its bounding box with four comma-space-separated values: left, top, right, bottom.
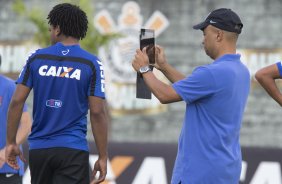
17, 42, 105, 151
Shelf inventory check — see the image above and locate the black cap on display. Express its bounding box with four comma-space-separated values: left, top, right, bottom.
193, 8, 243, 34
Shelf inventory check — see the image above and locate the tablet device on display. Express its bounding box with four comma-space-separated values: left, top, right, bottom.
136, 28, 155, 99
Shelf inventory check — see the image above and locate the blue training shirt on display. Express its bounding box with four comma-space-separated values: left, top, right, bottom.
0, 75, 27, 176
171, 54, 250, 184
17, 42, 105, 151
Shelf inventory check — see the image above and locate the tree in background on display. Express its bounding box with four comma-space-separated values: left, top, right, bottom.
12, 0, 120, 54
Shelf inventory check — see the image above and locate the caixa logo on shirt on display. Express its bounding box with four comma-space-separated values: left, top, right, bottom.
46, 99, 63, 108
39, 65, 81, 80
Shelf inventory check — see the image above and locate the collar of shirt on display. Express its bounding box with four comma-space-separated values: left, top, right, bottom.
214, 54, 241, 63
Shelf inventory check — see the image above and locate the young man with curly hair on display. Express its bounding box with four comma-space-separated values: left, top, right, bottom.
6, 3, 108, 184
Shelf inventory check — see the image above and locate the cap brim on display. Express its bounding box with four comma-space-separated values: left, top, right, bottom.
193, 21, 209, 30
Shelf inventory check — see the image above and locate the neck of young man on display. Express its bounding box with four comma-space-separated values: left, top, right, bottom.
58, 36, 80, 46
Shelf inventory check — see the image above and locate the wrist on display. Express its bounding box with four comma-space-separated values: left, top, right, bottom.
98, 154, 108, 160
159, 63, 169, 72
6, 140, 16, 146
139, 65, 152, 74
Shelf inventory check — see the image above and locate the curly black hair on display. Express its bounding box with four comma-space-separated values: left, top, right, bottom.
47, 3, 88, 40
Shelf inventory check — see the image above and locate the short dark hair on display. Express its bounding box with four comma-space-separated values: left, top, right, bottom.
47, 3, 88, 40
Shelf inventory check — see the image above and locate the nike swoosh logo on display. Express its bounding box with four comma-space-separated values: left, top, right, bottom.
6, 174, 14, 178
62, 49, 70, 55
209, 20, 217, 24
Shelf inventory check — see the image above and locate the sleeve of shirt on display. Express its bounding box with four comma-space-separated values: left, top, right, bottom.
8, 80, 28, 112
23, 104, 28, 112
88, 58, 105, 98
276, 61, 282, 76
7, 80, 16, 101
16, 63, 33, 88
172, 66, 216, 104
16, 51, 38, 88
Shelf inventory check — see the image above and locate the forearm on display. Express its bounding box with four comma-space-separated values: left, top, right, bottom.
7, 100, 24, 145
16, 112, 31, 145
142, 71, 182, 104
258, 77, 282, 106
91, 113, 108, 159
159, 63, 185, 83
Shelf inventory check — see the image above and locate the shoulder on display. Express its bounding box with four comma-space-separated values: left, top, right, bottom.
80, 49, 101, 64
0, 75, 16, 91
77, 49, 103, 70
25, 48, 44, 63
26, 45, 57, 62
189, 65, 216, 86
0, 75, 15, 85
178, 66, 215, 85
192, 65, 214, 77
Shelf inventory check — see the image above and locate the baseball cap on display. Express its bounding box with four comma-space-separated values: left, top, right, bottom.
193, 8, 243, 34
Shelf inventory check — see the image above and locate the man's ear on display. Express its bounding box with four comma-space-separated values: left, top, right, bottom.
55, 25, 61, 36
216, 30, 224, 42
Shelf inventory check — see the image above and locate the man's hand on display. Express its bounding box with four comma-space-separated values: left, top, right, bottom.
154, 45, 168, 71
5, 144, 25, 170
132, 48, 150, 72
0, 147, 6, 168
91, 157, 107, 184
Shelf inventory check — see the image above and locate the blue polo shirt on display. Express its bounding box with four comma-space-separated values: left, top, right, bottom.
17, 42, 105, 151
171, 54, 250, 184
0, 75, 27, 176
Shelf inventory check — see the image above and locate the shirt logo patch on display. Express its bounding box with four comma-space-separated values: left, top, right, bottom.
209, 20, 217, 24
6, 174, 14, 178
0, 96, 2, 106
38, 65, 81, 80
46, 99, 63, 108
62, 49, 70, 55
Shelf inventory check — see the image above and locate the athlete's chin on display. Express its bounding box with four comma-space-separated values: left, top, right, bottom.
204, 50, 215, 60
204, 49, 209, 57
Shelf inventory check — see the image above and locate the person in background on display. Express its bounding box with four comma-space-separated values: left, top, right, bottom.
0, 55, 32, 184
5, 3, 108, 184
132, 8, 250, 184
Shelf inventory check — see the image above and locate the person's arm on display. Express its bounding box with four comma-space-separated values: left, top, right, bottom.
6, 84, 31, 169
132, 48, 182, 104
89, 96, 108, 184
143, 72, 182, 104
0, 148, 5, 168
0, 111, 31, 168
16, 111, 32, 145
153, 45, 186, 83
255, 63, 282, 106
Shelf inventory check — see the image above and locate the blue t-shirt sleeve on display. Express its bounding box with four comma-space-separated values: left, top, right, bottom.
276, 61, 282, 76
16, 63, 33, 88
172, 66, 216, 104
7, 80, 28, 112
16, 51, 38, 88
23, 104, 28, 112
88, 58, 105, 98
8, 80, 16, 97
